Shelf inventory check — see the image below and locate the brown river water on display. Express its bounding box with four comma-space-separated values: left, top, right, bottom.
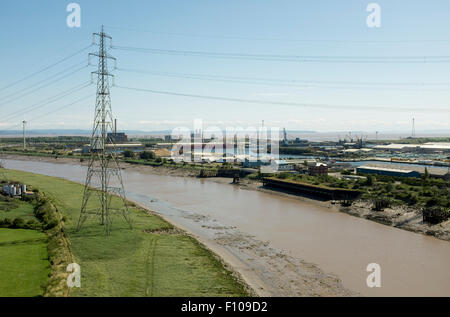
3, 159, 450, 297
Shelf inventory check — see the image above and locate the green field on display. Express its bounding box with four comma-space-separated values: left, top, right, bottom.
0, 228, 50, 297
2, 169, 249, 297
0, 198, 36, 221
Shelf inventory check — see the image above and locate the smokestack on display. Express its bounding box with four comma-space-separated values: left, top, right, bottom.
22, 120, 27, 151
115, 119, 117, 134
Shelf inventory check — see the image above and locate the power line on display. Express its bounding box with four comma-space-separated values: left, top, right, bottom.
0, 94, 93, 134
28, 94, 94, 123
0, 63, 89, 107
116, 84, 450, 113
0, 60, 88, 101
2, 81, 91, 123
112, 45, 450, 63
0, 44, 92, 93
104, 25, 450, 44
117, 67, 450, 91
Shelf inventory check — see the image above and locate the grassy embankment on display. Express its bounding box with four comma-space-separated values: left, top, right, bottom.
1, 169, 249, 297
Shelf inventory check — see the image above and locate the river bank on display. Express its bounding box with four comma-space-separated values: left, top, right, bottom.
1, 154, 356, 296
1, 168, 253, 297
3, 154, 449, 242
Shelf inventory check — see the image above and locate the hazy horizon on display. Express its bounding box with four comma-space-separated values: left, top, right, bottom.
1, 1, 450, 133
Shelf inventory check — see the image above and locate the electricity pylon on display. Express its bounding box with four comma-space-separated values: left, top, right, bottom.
77, 26, 132, 235
0, 158, 7, 181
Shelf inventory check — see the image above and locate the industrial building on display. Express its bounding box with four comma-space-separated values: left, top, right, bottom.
373, 142, 450, 154
357, 164, 450, 179
82, 143, 145, 154
356, 165, 421, 178
308, 162, 328, 176
107, 132, 128, 143
1, 183, 33, 197
107, 119, 128, 143
270, 160, 295, 171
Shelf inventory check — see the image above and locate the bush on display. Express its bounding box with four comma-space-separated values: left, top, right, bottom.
12, 217, 25, 228
247, 173, 261, 180
425, 197, 440, 207
0, 218, 13, 228
26, 219, 40, 229
408, 194, 418, 205
123, 150, 135, 158
139, 151, 155, 160
277, 172, 291, 180
364, 175, 374, 186
35, 200, 59, 230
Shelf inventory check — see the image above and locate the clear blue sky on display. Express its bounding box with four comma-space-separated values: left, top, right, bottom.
1, 0, 450, 133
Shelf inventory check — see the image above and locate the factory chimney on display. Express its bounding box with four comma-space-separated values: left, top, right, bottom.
22, 120, 27, 151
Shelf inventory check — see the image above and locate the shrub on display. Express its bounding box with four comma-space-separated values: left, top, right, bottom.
139, 151, 155, 160
26, 219, 40, 229
35, 200, 59, 230
123, 150, 135, 158
12, 217, 25, 228
408, 194, 418, 205
0, 218, 13, 228
425, 197, 440, 207
364, 175, 374, 186
277, 172, 291, 180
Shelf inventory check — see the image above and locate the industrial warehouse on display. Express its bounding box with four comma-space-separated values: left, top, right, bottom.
356, 164, 450, 179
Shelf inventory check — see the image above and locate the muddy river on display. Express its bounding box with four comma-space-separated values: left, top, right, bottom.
3, 159, 450, 296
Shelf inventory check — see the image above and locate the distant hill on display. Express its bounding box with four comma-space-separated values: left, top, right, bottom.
0, 129, 317, 137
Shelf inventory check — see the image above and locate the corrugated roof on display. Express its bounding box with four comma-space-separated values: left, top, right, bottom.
359, 164, 449, 176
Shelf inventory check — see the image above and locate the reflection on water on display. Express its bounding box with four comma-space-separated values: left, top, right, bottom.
3, 159, 450, 297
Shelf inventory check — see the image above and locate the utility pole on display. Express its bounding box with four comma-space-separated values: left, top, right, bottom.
77, 26, 132, 235
22, 120, 27, 151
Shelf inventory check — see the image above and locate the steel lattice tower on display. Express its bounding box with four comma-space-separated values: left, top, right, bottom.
77, 26, 132, 235
0, 158, 7, 181
0, 146, 6, 181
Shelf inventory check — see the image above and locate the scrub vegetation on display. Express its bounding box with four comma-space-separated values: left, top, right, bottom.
273, 171, 450, 221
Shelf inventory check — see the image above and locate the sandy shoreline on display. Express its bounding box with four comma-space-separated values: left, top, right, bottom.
2, 154, 357, 296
